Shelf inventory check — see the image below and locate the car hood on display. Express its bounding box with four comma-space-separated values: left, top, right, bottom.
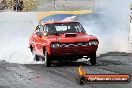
42, 33, 98, 43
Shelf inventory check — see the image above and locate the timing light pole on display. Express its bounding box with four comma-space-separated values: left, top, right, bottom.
93, 0, 94, 13
53, 0, 56, 10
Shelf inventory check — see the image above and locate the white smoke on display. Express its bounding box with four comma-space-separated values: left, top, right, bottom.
78, 0, 131, 55
0, 12, 39, 64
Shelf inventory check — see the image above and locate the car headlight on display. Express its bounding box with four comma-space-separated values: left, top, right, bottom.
50, 43, 60, 48
89, 41, 99, 46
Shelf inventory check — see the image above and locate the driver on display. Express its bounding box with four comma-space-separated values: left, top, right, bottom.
47, 25, 57, 34
65, 26, 77, 33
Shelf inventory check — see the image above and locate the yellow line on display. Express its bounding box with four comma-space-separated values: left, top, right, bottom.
38, 10, 93, 21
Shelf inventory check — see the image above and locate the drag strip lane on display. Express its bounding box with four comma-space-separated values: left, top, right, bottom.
0, 52, 132, 88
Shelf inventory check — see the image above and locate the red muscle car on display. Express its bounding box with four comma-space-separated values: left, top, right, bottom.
29, 21, 99, 67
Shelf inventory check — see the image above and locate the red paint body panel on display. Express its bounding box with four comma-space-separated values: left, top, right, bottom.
29, 21, 99, 59
50, 46, 98, 57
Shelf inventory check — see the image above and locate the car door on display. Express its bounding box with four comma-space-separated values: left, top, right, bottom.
34, 25, 44, 55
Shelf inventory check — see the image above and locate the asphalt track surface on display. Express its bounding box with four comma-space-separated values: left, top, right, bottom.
0, 52, 132, 88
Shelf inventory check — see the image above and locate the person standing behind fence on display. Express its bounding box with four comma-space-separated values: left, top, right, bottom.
0, 0, 7, 10
13, 0, 24, 11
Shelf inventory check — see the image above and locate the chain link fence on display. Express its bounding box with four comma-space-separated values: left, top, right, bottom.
0, 0, 95, 12
35, 0, 93, 11
0, 0, 38, 11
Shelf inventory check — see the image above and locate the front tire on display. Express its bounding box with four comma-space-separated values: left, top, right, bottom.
44, 50, 51, 67
90, 53, 96, 65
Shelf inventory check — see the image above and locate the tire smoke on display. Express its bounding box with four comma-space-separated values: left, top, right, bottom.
0, 12, 39, 64
77, 0, 131, 55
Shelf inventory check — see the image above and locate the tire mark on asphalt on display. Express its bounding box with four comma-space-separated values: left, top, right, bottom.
24, 64, 97, 88
0, 66, 26, 88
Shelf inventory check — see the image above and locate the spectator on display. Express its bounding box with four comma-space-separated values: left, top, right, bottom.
13, 0, 24, 11
0, 0, 7, 10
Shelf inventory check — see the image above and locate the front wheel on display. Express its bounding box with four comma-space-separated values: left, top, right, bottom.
89, 53, 96, 65
44, 50, 51, 67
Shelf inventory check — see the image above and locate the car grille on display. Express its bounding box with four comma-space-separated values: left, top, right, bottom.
60, 42, 88, 47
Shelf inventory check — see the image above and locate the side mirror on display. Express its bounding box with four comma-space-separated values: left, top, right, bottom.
35, 25, 44, 37
36, 25, 44, 31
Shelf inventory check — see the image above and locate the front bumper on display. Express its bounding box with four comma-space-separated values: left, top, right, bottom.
50, 46, 98, 57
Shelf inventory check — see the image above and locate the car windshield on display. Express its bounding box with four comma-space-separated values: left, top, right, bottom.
46, 22, 86, 35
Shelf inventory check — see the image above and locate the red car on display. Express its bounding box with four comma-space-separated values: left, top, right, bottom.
29, 21, 99, 67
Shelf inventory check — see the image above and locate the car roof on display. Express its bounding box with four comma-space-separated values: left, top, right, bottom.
42, 21, 79, 25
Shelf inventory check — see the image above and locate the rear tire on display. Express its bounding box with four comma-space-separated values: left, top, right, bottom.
34, 54, 40, 61
32, 50, 40, 61
44, 50, 51, 67
90, 53, 96, 65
